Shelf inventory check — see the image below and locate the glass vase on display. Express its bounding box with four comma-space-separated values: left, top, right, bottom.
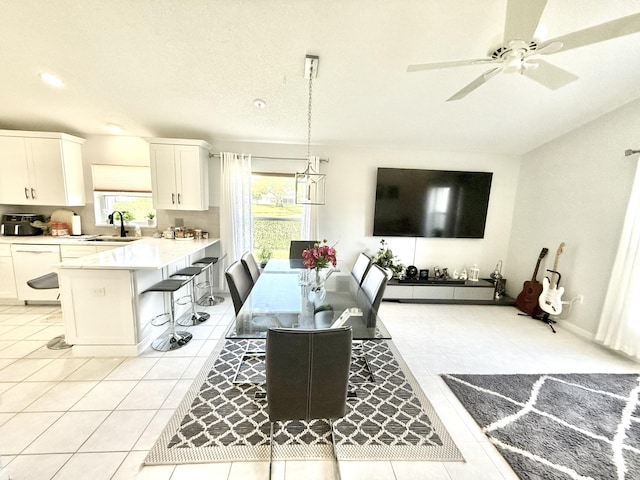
308, 268, 327, 308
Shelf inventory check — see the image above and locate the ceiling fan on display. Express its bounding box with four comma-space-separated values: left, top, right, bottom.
407, 0, 640, 101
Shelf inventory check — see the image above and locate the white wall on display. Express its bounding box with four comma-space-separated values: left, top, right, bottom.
506, 98, 640, 336
9, 97, 636, 340
214, 139, 521, 276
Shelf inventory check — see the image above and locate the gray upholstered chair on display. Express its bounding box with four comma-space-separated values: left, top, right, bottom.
289, 240, 318, 260
240, 251, 261, 285
225, 260, 253, 316
265, 326, 352, 479
358, 263, 389, 319
351, 252, 372, 286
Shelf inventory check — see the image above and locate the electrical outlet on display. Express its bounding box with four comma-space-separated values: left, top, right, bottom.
576, 294, 584, 304
92, 287, 106, 296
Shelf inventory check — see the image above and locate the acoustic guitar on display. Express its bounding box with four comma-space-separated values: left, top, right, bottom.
539, 242, 566, 315
515, 248, 548, 316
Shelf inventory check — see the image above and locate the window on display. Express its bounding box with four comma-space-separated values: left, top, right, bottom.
93, 191, 155, 226
251, 173, 303, 259
91, 165, 155, 226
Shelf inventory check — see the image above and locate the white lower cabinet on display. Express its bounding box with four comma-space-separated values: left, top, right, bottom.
384, 280, 494, 302
0, 245, 17, 299
59, 244, 116, 260
60, 267, 169, 356
62, 269, 139, 349
11, 244, 61, 301
60, 244, 99, 259
3, 242, 119, 304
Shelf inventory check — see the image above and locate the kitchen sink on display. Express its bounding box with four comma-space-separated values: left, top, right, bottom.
86, 236, 141, 242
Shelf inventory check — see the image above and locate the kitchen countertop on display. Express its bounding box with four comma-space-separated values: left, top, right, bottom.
0, 234, 220, 271
54, 237, 220, 270
0, 235, 142, 246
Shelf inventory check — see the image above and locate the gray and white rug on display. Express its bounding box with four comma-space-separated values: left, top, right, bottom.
442, 373, 640, 480
145, 338, 462, 464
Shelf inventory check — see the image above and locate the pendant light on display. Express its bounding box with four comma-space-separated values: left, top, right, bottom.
295, 55, 326, 205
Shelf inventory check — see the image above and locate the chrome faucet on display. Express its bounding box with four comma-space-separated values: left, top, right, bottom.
108, 211, 127, 237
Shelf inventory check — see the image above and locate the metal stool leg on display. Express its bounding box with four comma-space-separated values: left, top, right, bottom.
193, 257, 225, 306
27, 272, 73, 350
144, 279, 193, 352
47, 335, 72, 350
171, 267, 210, 326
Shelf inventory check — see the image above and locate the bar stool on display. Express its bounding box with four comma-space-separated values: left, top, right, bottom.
170, 266, 210, 326
192, 256, 225, 306
26, 272, 72, 350
144, 278, 193, 351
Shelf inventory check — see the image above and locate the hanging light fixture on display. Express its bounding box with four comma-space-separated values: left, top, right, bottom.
295, 54, 326, 205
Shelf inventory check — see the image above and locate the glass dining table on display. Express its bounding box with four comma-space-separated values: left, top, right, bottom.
225, 259, 391, 340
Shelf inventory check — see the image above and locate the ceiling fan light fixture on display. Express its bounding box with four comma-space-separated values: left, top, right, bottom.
503, 56, 524, 73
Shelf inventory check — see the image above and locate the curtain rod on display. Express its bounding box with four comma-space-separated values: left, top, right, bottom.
208, 153, 328, 163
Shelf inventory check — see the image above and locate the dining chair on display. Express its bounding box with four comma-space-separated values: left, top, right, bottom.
225, 260, 253, 316
265, 326, 352, 480
289, 240, 318, 260
240, 251, 261, 285
351, 252, 372, 285
359, 263, 389, 315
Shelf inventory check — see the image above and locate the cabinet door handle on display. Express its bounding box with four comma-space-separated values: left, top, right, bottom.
30, 188, 36, 199
24, 187, 29, 199
171, 193, 175, 204
177, 193, 181, 204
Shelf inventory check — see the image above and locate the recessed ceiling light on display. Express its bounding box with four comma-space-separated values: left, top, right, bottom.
253, 98, 266, 109
107, 123, 123, 133
39, 72, 64, 87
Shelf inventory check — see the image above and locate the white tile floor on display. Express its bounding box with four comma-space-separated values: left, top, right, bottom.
0, 299, 638, 479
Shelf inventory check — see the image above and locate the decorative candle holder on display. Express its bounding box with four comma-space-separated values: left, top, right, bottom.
469, 264, 480, 282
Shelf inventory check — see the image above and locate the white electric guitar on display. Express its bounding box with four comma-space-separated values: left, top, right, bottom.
539, 242, 566, 315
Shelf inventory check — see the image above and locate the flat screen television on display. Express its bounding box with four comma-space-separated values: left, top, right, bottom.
373, 167, 493, 238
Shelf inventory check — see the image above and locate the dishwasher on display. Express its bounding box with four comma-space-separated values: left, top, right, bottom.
11, 244, 61, 302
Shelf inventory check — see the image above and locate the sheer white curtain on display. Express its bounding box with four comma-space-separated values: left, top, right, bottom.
596, 162, 640, 360
301, 155, 320, 240
220, 152, 253, 270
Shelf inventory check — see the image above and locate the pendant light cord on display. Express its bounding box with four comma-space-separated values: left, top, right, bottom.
307, 60, 314, 163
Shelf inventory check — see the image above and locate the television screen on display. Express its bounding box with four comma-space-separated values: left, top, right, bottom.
373, 168, 493, 238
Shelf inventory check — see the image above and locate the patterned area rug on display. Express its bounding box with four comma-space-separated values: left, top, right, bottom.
145, 338, 462, 464
442, 373, 640, 480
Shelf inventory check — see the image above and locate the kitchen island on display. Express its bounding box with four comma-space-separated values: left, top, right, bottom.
57, 237, 220, 356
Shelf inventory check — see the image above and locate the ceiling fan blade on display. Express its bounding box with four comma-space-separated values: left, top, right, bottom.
542, 12, 640, 53
446, 67, 502, 101
407, 58, 494, 72
503, 0, 547, 43
523, 60, 578, 90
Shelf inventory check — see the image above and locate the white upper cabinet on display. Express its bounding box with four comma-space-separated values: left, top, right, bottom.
0, 130, 85, 206
147, 138, 211, 211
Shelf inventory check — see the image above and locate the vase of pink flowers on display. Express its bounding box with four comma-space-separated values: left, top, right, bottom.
301, 240, 337, 307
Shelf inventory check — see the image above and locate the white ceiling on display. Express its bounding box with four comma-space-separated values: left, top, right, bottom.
2, 0, 640, 155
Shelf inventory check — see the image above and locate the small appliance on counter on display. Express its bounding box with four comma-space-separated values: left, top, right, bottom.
1, 214, 45, 236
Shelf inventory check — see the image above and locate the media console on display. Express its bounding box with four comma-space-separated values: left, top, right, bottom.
383, 278, 514, 305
